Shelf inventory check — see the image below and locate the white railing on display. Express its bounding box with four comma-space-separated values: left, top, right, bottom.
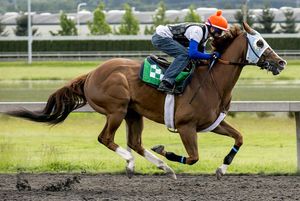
1, 33, 300, 41
0, 50, 298, 60
0, 35, 153, 41
0, 101, 300, 171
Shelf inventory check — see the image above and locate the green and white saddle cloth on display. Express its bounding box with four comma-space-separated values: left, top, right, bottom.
139, 55, 195, 94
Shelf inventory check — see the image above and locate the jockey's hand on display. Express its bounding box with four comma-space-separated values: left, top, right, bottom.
211, 52, 221, 59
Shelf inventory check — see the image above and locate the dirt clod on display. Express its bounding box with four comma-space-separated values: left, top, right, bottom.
42, 176, 80, 191
16, 174, 31, 191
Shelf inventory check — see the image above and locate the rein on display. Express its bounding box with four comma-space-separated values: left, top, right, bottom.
217, 36, 259, 66
188, 57, 250, 105
217, 58, 256, 66
189, 34, 262, 105
188, 59, 215, 104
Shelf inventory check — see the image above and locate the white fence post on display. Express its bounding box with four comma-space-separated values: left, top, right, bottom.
27, 0, 32, 64
296, 112, 300, 172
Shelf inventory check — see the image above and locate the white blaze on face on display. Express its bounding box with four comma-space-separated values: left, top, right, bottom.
246, 31, 270, 64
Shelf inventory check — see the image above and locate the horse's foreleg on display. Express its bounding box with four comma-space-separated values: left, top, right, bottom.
212, 120, 243, 179
98, 113, 134, 175
152, 126, 199, 165
125, 110, 176, 179
125, 110, 142, 178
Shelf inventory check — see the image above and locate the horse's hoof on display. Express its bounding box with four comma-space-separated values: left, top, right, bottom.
162, 165, 177, 180
151, 145, 164, 154
126, 167, 134, 179
167, 172, 177, 180
216, 168, 224, 180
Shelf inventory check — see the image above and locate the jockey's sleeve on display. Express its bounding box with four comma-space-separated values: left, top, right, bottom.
188, 39, 212, 60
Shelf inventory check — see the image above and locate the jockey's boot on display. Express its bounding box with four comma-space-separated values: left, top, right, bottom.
157, 80, 174, 94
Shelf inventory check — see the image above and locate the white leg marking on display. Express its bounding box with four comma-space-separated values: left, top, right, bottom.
125, 124, 135, 170
144, 149, 164, 167
219, 164, 228, 174
126, 145, 134, 171
116, 146, 135, 178
116, 147, 134, 162
126, 147, 134, 170
144, 149, 177, 179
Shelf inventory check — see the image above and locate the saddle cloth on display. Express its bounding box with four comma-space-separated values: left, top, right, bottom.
139, 55, 195, 94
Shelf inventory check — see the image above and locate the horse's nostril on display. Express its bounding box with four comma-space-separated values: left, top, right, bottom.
279, 60, 287, 67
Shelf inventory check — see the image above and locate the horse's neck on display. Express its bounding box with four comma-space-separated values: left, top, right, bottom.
212, 33, 247, 103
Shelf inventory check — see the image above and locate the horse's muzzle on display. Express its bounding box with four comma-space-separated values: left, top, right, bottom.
274, 59, 287, 75
260, 60, 286, 75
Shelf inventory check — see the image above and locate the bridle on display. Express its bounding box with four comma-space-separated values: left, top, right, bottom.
189, 32, 273, 105
216, 34, 266, 67
217, 39, 277, 74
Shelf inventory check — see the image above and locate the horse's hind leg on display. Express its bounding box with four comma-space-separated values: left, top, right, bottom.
125, 110, 176, 179
98, 113, 134, 174
212, 120, 243, 179
152, 125, 199, 165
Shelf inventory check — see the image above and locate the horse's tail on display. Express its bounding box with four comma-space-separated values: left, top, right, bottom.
7, 74, 88, 125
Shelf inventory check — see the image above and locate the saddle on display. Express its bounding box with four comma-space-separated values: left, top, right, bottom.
139, 54, 196, 94
149, 55, 171, 69
149, 54, 197, 72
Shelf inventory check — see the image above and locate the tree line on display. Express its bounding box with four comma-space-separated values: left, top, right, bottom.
0, 1, 298, 37
0, 0, 298, 12
234, 5, 298, 33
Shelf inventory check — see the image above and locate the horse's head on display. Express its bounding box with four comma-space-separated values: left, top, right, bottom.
243, 22, 287, 75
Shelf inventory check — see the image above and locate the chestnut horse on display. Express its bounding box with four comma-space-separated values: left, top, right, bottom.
7, 23, 286, 179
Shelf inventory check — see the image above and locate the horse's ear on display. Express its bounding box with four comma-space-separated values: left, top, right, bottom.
243, 22, 255, 35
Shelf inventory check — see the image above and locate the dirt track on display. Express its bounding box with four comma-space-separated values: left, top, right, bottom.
1, 173, 300, 201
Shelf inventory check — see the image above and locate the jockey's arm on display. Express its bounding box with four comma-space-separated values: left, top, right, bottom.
188, 39, 212, 60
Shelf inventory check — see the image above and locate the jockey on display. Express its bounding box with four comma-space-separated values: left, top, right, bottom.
151, 10, 228, 93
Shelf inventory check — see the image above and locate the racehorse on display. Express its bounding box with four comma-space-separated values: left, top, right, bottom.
7, 23, 286, 179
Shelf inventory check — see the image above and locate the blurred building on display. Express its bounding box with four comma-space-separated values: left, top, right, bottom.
1, 7, 300, 36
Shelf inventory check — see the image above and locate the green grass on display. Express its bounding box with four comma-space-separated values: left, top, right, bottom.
0, 80, 66, 101
0, 61, 100, 80
0, 60, 299, 81
0, 113, 297, 174
239, 60, 300, 81
232, 86, 300, 101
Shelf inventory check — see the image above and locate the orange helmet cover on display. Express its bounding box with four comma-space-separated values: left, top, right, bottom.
206, 10, 228, 31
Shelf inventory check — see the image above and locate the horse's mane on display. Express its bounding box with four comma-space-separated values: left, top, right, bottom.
211, 24, 244, 53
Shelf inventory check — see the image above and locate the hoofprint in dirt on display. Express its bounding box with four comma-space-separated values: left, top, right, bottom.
0, 173, 299, 201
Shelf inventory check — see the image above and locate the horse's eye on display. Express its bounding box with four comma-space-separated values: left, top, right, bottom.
256, 40, 264, 48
